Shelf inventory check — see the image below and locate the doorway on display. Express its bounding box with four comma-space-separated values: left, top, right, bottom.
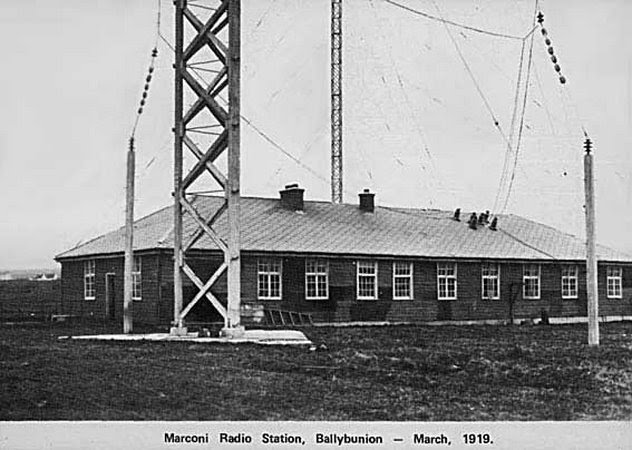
105, 273, 116, 320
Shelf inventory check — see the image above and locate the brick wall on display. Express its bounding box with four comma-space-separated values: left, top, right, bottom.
241, 256, 632, 323
60, 252, 162, 324
63, 251, 632, 325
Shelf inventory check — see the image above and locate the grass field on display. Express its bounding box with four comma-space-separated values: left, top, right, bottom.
1, 321, 631, 421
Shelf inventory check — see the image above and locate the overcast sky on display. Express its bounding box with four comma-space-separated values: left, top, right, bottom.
0, 0, 630, 269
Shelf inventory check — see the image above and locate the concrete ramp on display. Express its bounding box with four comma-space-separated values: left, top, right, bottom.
59, 329, 312, 346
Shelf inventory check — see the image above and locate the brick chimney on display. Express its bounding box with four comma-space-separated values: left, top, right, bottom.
359, 189, 375, 212
279, 183, 304, 211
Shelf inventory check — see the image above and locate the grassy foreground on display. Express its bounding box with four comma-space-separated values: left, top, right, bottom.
0, 321, 631, 420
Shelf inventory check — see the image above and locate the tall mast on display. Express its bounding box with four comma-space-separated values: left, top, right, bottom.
331, 0, 343, 203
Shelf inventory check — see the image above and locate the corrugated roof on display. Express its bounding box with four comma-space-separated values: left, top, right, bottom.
55, 196, 632, 262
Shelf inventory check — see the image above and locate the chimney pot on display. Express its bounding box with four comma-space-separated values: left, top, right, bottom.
453, 208, 461, 221
489, 217, 498, 231
359, 189, 375, 212
279, 184, 304, 211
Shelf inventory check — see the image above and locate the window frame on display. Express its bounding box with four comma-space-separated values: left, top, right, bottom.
132, 256, 142, 301
481, 263, 500, 300
523, 264, 541, 300
257, 259, 283, 300
84, 259, 96, 300
437, 262, 457, 300
305, 259, 329, 300
392, 262, 413, 300
561, 264, 578, 299
356, 261, 378, 300
606, 266, 623, 299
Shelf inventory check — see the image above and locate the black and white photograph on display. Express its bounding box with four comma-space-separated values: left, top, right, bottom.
0, 0, 631, 448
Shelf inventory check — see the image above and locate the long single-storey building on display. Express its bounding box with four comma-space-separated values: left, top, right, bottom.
55, 185, 632, 325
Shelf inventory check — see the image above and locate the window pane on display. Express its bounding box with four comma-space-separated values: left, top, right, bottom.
394, 262, 411, 276
306, 276, 316, 297
258, 274, 268, 297
318, 277, 327, 295
357, 261, 377, 299
524, 265, 538, 277
438, 264, 455, 276
394, 277, 410, 298
437, 263, 457, 299
270, 274, 280, 297
447, 279, 456, 297
482, 264, 498, 276
562, 266, 578, 298
482, 264, 499, 299
306, 260, 328, 298
358, 262, 375, 274
359, 275, 375, 297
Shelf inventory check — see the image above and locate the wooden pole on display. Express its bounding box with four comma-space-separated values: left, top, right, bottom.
226, 0, 242, 331
584, 137, 599, 346
123, 137, 135, 334
172, 0, 185, 332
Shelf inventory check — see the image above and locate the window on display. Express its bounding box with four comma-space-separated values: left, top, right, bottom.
306, 259, 328, 300
607, 266, 623, 299
357, 261, 378, 300
523, 264, 540, 299
84, 260, 95, 300
132, 256, 142, 300
393, 262, 413, 300
258, 259, 282, 300
437, 263, 457, 300
481, 263, 500, 300
561, 265, 578, 299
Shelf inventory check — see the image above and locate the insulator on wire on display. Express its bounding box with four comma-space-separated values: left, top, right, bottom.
151, 48, 158, 58
547, 46, 554, 55
537, 12, 544, 24
541, 28, 547, 36
554, 64, 561, 72
551, 55, 557, 63
142, 91, 147, 98
545, 38, 551, 46
146, 75, 152, 82
140, 99, 145, 106
138, 108, 143, 114
149, 67, 154, 73
559, 76, 566, 84
144, 83, 150, 91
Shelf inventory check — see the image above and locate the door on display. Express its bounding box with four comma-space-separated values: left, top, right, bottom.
105, 273, 116, 320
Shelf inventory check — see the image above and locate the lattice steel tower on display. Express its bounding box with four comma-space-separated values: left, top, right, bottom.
331, 0, 343, 203
172, 0, 242, 333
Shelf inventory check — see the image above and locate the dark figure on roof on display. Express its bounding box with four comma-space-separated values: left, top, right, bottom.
468, 213, 478, 230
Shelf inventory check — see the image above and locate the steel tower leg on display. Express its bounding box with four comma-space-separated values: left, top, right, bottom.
172, 0, 242, 335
